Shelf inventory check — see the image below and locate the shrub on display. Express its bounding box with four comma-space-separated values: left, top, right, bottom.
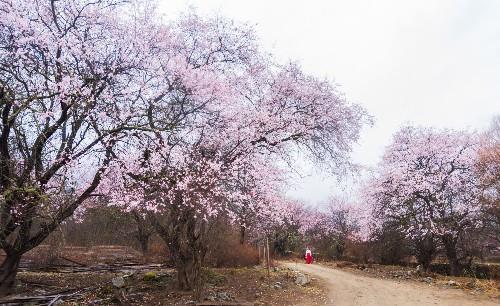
208, 240, 259, 268
147, 238, 171, 264
205, 228, 259, 268
426, 262, 500, 279
143, 271, 158, 281
202, 268, 227, 286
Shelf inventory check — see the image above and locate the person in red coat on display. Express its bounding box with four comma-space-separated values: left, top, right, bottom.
304, 248, 313, 264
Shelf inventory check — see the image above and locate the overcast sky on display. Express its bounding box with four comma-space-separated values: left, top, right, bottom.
158, 0, 500, 205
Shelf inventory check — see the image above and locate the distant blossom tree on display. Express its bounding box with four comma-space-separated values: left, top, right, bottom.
366, 126, 482, 275
299, 198, 360, 260
324, 198, 361, 259
476, 116, 500, 246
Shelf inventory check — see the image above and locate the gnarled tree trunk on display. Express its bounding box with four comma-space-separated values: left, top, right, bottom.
173, 244, 205, 291
132, 210, 152, 256
151, 206, 209, 292
442, 234, 460, 276
415, 234, 436, 272
0, 253, 21, 296
171, 212, 208, 291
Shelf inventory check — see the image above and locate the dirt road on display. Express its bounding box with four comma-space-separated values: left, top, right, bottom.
282, 262, 499, 306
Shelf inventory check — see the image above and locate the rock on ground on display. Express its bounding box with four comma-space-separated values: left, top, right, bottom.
295, 272, 311, 286
112, 276, 125, 288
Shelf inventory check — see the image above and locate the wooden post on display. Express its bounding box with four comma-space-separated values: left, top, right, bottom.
266, 236, 270, 277
258, 243, 261, 265
262, 242, 265, 266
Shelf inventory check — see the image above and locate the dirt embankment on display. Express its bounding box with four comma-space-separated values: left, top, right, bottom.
282, 262, 500, 306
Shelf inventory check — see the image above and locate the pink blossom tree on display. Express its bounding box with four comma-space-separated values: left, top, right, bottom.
0, 0, 369, 293
477, 116, 500, 245
298, 198, 361, 260
366, 126, 482, 275
99, 13, 369, 290
264, 200, 307, 256
0, 0, 193, 293
323, 198, 361, 259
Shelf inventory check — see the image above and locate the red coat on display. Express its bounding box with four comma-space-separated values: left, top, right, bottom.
305, 251, 313, 264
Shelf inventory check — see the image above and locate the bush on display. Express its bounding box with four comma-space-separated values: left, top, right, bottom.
273, 224, 303, 256
426, 262, 500, 279
345, 240, 372, 263
208, 240, 259, 268
370, 222, 409, 265
336, 261, 355, 268
143, 271, 158, 281
204, 227, 259, 268
63, 207, 135, 247
461, 263, 500, 279
146, 238, 171, 264
27, 228, 66, 268
202, 268, 227, 286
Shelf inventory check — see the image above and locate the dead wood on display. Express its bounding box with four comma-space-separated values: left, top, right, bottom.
0, 288, 84, 305
58, 256, 87, 267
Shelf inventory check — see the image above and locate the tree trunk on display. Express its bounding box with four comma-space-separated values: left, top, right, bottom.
132, 210, 151, 256
416, 251, 433, 272
138, 234, 150, 256
239, 225, 246, 244
152, 208, 208, 292
172, 227, 207, 292
175, 249, 204, 291
0, 253, 21, 297
415, 234, 436, 272
335, 238, 346, 260
442, 235, 460, 276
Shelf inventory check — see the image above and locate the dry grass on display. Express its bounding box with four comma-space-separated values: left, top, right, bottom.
436, 277, 500, 299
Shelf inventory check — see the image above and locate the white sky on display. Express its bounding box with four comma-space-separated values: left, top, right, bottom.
158, 0, 500, 205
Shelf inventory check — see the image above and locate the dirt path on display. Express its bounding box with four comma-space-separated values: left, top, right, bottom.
282, 262, 499, 306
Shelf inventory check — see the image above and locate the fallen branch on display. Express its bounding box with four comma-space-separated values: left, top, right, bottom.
33, 263, 171, 274
48, 294, 61, 306
59, 256, 87, 267
19, 279, 63, 288
0, 289, 83, 305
